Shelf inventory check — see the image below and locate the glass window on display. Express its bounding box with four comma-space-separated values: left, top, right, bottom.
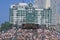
10, 12, 13, 16
28, 10, 32, 13
10, 9, 13, 16
10, 17, 13, 22
17, 13, 20, 16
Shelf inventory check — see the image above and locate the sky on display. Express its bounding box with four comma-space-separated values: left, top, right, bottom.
0, 0, 60, 25
0, 0, 34, 24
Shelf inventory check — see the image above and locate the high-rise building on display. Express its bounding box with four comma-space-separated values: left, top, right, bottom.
10, 3, 28, 25
10, 3, 39, 25
35, 9, 43, 25
34, 0, 46, 9
41, 8, 52, 26
45, 0, 51, 9
25, 3, 38, 24
58, 14, 60, 24
34, 0, 59, 25
34, 0, 52, 25
10, 2, 52, 26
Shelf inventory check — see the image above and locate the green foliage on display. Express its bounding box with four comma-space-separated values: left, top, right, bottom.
0, 22, 13, 31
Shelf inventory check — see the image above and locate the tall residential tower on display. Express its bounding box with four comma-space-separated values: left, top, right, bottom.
34, 0, 45, 9
10, 0, 53, 26
34, 0, 59, 25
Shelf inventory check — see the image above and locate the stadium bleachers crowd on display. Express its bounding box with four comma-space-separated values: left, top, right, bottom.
0, 27, 60, 40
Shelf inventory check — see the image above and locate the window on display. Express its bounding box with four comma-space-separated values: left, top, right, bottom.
10, 9, 13, 16
10, 17, 13, 22
17, 13, 20, 16
28, 10, 32, 13
10, 12, 13, 16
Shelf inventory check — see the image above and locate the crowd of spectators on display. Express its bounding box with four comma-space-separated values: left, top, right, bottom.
0, 27, 60, 40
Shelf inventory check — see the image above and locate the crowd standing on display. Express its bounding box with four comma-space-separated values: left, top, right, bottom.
0, 27, 60, 40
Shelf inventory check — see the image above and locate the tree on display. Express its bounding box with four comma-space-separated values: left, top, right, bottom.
0, 22, 13, 31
